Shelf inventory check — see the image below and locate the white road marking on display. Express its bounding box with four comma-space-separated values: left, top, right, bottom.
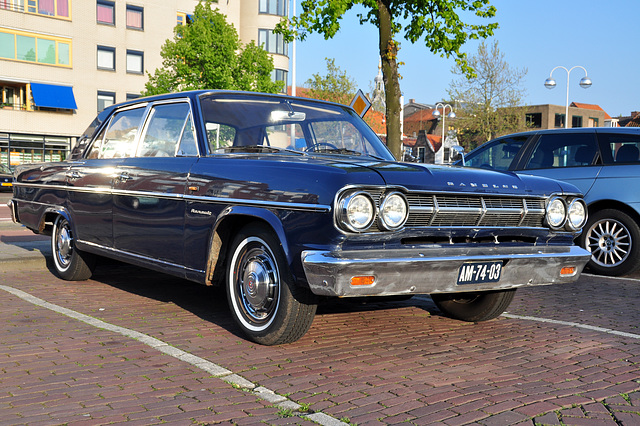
0, 284, 347, 426
501, 313, 640, 340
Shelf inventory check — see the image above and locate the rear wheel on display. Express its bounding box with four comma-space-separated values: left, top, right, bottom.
52, 215, 96, 281
431, 289, 516, 322
226, 224, 317, 345
578, 209, 640, 276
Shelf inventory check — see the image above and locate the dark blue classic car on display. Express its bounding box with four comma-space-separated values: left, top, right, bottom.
9, 91, 591, 344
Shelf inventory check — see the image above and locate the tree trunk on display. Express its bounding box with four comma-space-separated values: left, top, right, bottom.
376, 0, 402, 160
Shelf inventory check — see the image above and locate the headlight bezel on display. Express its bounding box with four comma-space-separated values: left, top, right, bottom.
566, 198, 587, 230
378, 191, 409, 231
337, 191, 376, 233
546, 196, 567, 229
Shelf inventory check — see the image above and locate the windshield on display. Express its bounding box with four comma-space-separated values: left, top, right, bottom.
199, 93, 394, 161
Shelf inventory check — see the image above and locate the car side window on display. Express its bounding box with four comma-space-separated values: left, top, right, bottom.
138, 103, 191, 157
466, 136, 527, 170
88, 107, 146, 159
177, 113, 199, 156
598, 133, 640, 164
523, 133, 598, 170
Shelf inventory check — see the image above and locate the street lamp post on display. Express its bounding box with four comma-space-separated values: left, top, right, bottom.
544, 66, 592, 128
432, 103, 455, 164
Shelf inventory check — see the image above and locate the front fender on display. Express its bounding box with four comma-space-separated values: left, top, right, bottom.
204, 205, 291, 286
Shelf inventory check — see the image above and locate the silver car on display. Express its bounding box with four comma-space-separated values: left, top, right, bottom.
459, 127, 640, 276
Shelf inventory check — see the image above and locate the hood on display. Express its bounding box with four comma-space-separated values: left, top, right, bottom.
348, 160, 579, 197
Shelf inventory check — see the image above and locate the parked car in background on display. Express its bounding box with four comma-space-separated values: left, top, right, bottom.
9, 91, 590, 344
458, 127, 640, 276
0, 164, 12, 191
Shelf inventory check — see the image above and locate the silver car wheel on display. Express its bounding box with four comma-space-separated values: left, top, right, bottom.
586, 218, 631, 268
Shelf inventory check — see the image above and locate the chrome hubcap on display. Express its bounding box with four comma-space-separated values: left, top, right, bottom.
586, 219, 631, 268
238, 248, 278, 323
56, 221, 73, 267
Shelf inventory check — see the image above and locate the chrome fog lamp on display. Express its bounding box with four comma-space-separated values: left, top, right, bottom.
379, 192, 408, 230
338, 192, 375, 232
566, 199, 587, 230
546, 197, 566, 229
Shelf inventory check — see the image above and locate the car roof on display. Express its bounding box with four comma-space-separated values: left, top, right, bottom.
495, 127, 640, 139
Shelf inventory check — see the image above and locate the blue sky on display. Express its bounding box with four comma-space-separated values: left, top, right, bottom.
291, 0, 639, 118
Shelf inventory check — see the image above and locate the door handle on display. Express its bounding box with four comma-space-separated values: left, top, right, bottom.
66, 171, 81, 179
118, 172, 134, 182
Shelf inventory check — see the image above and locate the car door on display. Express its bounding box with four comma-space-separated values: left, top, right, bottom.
112, 101, 198, 267
66, 105, 146, 248
516, 131, 602, 198
588, 131, 640, 208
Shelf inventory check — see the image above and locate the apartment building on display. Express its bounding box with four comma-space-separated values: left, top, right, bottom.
0, 0, 290, 167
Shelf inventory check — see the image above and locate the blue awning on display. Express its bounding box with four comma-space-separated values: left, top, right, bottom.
31, 83, 77, 110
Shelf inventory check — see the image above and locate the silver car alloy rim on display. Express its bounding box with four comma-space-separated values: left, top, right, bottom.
586, 218, 631, 268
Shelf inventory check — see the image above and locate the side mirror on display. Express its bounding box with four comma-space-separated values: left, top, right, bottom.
451, 145, 466, 166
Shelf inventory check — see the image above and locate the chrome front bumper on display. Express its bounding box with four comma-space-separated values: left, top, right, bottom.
301, 245, 591, 297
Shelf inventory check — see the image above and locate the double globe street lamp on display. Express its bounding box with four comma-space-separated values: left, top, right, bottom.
432, 103, 455, 164
544, 66, 592, 128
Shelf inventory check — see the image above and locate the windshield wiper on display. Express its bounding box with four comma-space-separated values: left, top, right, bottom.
214, 145, 306, 155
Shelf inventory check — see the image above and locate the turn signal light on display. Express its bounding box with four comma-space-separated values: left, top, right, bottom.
350, 276, 375, 286
560, 266, 576, 276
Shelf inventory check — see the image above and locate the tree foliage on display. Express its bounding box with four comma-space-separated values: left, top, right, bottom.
305, 58, 357, 105
143, 0, 281, 96
447, 40, 528, 147
276, 0, 498, 160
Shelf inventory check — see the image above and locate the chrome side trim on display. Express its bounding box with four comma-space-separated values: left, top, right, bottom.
12, 182, 331, 213
78, 239, 205, 275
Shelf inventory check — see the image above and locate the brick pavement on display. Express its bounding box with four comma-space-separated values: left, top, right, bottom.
0, 222, 639, 425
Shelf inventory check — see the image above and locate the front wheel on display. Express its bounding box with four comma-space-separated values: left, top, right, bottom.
431, 289, 516, 322
578, 209, 640, 276
226, 224, 317, 345
52, 215, 96, 281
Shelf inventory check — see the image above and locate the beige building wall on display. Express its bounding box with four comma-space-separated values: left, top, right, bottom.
0, 0, 290, 165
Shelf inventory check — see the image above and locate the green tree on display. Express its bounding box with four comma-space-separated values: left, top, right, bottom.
276, 0, 498, 160
447, 40, 528, 147
144, 0, 281, 96
305, 57, 357, 105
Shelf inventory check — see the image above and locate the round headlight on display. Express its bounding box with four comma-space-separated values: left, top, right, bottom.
546, 197, 566, 228
340, 192, 375, 232
567, 199, 587, 230
379, 192, 408, 230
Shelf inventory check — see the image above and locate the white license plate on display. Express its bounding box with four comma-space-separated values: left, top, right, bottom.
457, 261, 502, 285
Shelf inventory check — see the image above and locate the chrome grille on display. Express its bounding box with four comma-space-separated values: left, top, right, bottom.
404, 193, 546, 228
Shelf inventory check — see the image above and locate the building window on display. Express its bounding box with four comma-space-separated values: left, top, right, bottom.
525, 113, 542, 128
259, 0, 287, 16
258, 29, 288, 56
554, 113, 565, 128
1, 1, 26, 13
126, 50, 143, 74
0, 28, 71, 67
97, 45, 115, 70
126, 93, 140, 101
572, 115, 583, 128
97, 0, 114, 25
126, 5, 143, 30
272, 69, 287, 93
97, 91, 115, 112
588, 117, 599, 127
24, 0, 70, 18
